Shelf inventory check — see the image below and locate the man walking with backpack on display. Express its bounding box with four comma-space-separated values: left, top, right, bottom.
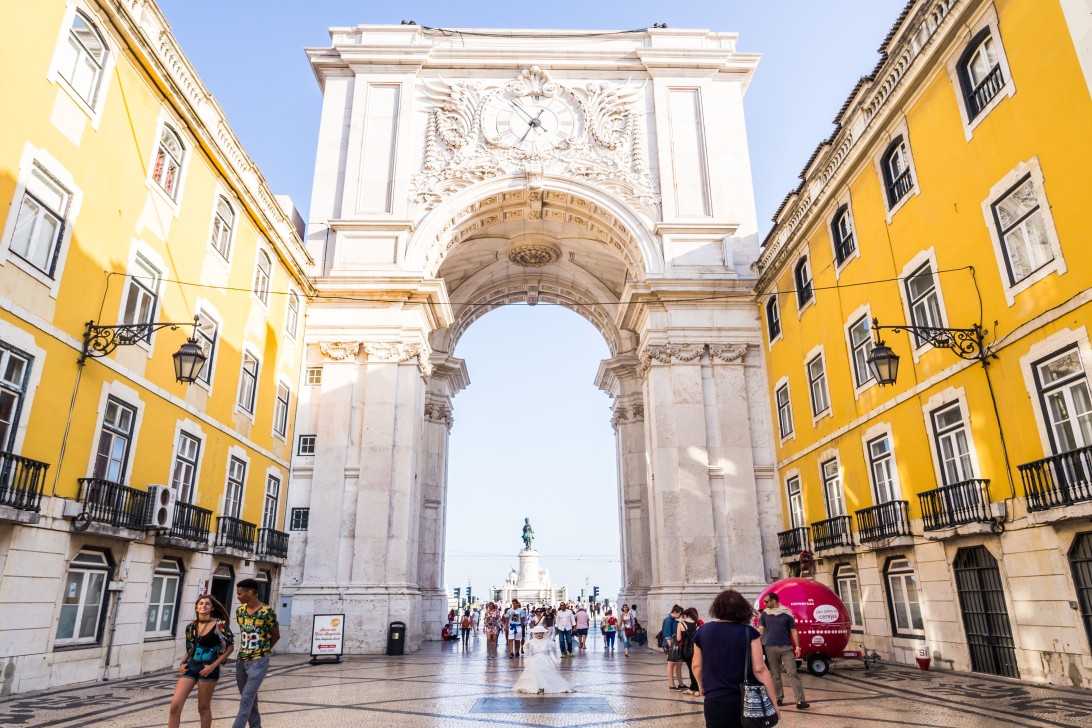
757, 592, 810, 710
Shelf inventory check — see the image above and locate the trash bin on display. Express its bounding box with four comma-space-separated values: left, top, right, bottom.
387, 621, 406, 655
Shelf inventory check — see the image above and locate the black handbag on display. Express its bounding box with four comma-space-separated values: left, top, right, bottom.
740, 631, 778, 727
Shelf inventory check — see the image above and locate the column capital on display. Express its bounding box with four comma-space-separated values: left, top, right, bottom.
318, 341, 361, 361
637, 342, 703, 378
424, 401, 454, 431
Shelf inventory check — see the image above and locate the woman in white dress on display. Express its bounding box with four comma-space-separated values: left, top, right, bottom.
513, 626, 575, 694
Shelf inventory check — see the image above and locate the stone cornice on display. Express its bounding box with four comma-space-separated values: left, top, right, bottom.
105, 0, 314, 286
753, 0, 964, 289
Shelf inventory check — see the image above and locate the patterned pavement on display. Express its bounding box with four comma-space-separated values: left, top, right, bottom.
4, 632, 1092, 727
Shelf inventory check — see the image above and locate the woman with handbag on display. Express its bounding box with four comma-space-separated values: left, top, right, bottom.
620, 603, 635, 656
677, 607, 700, 695
692, 589, 779, 728
168, 594, 234, 728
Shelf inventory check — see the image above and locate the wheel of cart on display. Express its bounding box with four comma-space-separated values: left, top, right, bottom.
804, 652, 830, 676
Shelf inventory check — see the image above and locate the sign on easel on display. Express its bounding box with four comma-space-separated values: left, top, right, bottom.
309, 614, 344, 665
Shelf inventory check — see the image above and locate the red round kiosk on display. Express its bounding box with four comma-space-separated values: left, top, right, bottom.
755, 578, 854, 676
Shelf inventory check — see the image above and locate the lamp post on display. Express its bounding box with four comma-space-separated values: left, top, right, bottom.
866, 317, 990, 386
79, 315, 207, 384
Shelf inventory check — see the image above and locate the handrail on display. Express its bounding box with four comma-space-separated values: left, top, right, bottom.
812, 515, 853, 551
855, 500, 911, 543
1019, 445, 1092, 512
215, 516, 256, 552
77, 478, 148, 531
0, 451, 50, 512
919, 479, 991, 531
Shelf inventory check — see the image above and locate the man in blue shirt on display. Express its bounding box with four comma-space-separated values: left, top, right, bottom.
662, 605, 684, 689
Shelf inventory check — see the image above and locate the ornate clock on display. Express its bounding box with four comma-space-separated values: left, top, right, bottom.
483, 90, 580, 152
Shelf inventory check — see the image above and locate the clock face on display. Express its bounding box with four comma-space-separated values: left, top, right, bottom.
486, 94, 578, 152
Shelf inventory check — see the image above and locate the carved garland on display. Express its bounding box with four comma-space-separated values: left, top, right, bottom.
319, 341, 433, 375
637, 343, 750, 378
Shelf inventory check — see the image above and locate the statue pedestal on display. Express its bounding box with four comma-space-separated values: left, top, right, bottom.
517, 550, 541, 587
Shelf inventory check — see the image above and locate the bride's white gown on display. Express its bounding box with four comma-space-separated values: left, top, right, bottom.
513, 636, 574, 694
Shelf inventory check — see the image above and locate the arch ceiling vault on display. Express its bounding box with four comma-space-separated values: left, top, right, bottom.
285, 25, 780, 655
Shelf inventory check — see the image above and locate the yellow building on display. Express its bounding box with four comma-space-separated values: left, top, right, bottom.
754, 0, 1092, 685
0, 0, 312, 691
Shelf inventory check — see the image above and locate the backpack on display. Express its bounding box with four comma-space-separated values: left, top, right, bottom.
680, 621, 696, 660
461, 616, 470, 629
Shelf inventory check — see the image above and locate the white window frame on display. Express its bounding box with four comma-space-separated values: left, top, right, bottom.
834, 563, 864, 631
46, 1, 118, 128
0, 341, 34, 453
290, 507, 309, 531
223, 447, 249, 520
765, 295, 783, 347
169, 421, 205, 505
193, 303, 221, 392
150, 125, 186, 201
1020, 328, 1092, 459
253, 246, 272, 308
305, 366, 323, 387
805, 344, 832, 422
785, 472, 805, 529
84, 382, 144, 486
1031, 343, 1092, 455
862, 422, 903, 505
794, 255, 814, 316
144, 111, 191, 216
285, 290, 301, 340
0, 322, 46, 455
774, 376, 794, 443
885, 557, 925, 637
272, 380, 290, 440
116, 246, 166, 356
922, 388, 980, 488
872, 121, 920, 221
297, 434, 316, 456
820, 455, 846, 518
898, 249, 951, 362
844, 305, 876, 396
236, 346, 260, 419
945, 5, 1016, 139
982, 158, 1066, 306
54, 549, 112, 646
145, 559, 183, 638
262, 469, 281, 530
0, 144, 83, 297
208, 193, 237, 263
829, 193, 860, 277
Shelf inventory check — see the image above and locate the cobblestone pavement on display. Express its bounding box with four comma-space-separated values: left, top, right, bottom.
4, 634, 1092, 727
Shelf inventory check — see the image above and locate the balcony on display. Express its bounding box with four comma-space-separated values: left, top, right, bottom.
0, 451, 50, 519
968, 65, 1004, 118
919, 478, 992, 531
76, 478, 149, 533
156, 501, 213, 548
257, 528, 289, 560
214, 516, 256, 555
1020, 445, 1092, 513
777, 527, 810, 558
855, 500, 912, 544
811, 515, 854, 552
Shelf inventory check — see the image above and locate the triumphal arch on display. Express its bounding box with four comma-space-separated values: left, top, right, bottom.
282, 24, 781, 653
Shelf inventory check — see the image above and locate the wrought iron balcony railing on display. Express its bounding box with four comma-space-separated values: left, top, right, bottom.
77, 478, 148, 531
812, 515, 854, 551
919, 478, 992, 531
215, 516, 256, 552
889, 168, 914, 204
0, 451, 49, 512
777, 527, 810, 558
855, 500, 911, 543
257, 528, 289, 559
1019, 445, 1092, 512
168, 501, 212, 544
968, 65, 1004, 118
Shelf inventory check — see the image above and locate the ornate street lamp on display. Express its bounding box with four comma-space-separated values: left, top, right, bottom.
79, 316, 207, 383
866, 317, 990, 386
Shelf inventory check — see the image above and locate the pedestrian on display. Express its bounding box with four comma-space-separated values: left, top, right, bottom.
513, 626, 574, 694
663, 605, 684, 690
677, 607, 700, 695
620, 603, 635, 657
692, 589, 779, 728
574, 602, 590, 649
471, 607, 480, 632
505, 599, 525, 658
168, 594, 234, 728
544, 606, 556, 637
757, 591, 810, 709
531, 606, 548, 633
484, 602, 501, 655
233, 578, 280, 728
602, 608, 618, 650
460, 609, 472, 642
555, 601, 575, 656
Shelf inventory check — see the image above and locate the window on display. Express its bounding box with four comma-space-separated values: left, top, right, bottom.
194, 311, 217, 387
10, 165, 70, 277
171, 431, 201, 504
0, 343, 32, 451
882, 137, 914, 207
807, 354, 830, 417
93, 397, 136, 482
831, 206, 856, 265
835, 564, 864, 630
775, 383, 793, 439
867, 434, 898, 503
224, 457, 246, 518
821, 458, 846, 518
273, 383, 290, 438
151, 126, 185, 200
210, 196, 235, 260
765, 297, 781, 342
1034, 346, 1092, 454
286, 292, 300, 339
959, 30, 1003, 120
262, 475, 280, 530
848, 315, 875, 388
885, 557, 925, 636
931, 402, 975, 485
237, 351, 259, 414
58, 11, 108, 107
992, 175, 1053, 285
305, 366, 322, 386
297, 434, 316, 456
253, 250, 272, 306
254, 571, 271, 605
794, 258, 813, 309
55, 549, 111, 645
905, 262, 944, 346
145, 560, 182, 637
290, 507, 310, 531
120, 256, 161, 335
787, 476, 805, 529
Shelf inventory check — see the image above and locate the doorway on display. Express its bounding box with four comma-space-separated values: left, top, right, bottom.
953, 546, 1019, 677
211, 563, 235, 612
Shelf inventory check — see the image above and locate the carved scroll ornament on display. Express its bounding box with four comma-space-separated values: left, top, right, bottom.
637, 343, 749, 377
319, 341, 360, 361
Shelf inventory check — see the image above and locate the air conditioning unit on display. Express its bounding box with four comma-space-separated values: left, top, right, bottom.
145, 484, 175, 530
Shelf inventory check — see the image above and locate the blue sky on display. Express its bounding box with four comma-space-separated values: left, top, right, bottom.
158, 0, 905, 601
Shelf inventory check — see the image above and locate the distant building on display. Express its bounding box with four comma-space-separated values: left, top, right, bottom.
754, 0, 1092, 685
491, 548, 568, 606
